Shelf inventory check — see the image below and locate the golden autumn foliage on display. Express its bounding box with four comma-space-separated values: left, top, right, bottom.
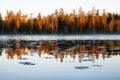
101, 9, 107, 30
0, 7, 120, 34
37, 13, 42, 29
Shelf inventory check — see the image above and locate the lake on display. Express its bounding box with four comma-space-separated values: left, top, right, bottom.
0, 35, 120, 80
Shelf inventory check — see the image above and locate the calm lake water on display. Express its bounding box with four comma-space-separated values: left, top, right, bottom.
0, 37, 120, 80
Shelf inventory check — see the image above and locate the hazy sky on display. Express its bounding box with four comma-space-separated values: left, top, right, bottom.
0, 0, 120, 17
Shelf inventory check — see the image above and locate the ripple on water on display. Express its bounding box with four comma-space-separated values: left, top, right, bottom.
19, 62, 35, 66
74, 66, 89, 70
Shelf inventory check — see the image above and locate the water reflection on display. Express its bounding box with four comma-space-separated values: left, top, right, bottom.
74, 66, 89, 70
92, 65, 102, 67
19, 62, 35, 65
0, 40, 120, 62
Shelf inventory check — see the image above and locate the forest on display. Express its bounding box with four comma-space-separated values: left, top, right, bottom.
0, 7, 120, 34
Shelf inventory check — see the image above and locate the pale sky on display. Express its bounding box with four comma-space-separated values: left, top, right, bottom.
0, 0, 120, 17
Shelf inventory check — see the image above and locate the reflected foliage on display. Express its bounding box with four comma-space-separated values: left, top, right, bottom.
0, 40, 120, 62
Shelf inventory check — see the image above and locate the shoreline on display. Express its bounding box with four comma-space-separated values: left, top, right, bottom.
0, 35, 120, 40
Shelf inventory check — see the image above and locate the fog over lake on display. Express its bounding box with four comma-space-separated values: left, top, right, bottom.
1, 35, 120, 40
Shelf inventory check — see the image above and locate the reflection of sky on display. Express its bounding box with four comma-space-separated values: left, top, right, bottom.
0, 52, 120, 80
0, 0, 120, 17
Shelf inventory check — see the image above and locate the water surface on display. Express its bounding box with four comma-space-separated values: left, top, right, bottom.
0, 40, 120, 80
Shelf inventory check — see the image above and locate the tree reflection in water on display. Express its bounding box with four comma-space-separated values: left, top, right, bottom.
0, 40, 120, 62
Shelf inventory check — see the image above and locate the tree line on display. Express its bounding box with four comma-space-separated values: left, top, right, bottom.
0, 7, 120, 34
